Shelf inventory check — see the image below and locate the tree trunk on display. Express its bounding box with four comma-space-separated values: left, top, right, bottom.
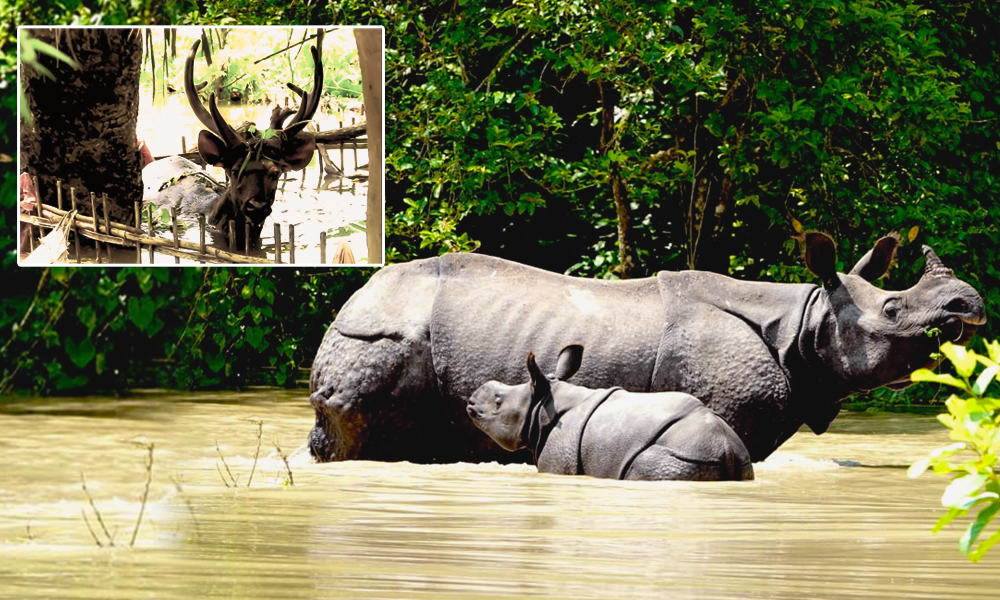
354, 28, 384, 265
20, 28, 143, 224
597, 80, 637, 278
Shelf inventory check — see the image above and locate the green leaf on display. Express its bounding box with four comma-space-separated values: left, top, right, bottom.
65, 337, 95, 369
127, 297, 156, 332
206, 352, 226, 373
969, 528, 1000, 562
960, 502, 1000, 555
942, 474, 988, 509
76, 305, 97, 335
908, 442, 965, 478
941, 342, 977, 379
933, 506, 965, 533
972, 365, 998, 396
245, 326, 266, 351
911, 369, 969, 391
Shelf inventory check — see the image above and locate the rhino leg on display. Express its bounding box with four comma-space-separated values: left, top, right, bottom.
308, 325, 442, 462
623, 410, 754, 481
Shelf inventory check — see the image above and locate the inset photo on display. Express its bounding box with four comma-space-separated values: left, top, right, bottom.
18, 26, 384, 266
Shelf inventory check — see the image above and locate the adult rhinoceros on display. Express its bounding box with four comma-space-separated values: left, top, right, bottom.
308, 232, 986, 463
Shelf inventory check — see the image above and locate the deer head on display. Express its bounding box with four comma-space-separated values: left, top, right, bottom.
184, 29, 324, 249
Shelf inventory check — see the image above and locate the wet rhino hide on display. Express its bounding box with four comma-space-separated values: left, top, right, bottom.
467, 345, 754, 481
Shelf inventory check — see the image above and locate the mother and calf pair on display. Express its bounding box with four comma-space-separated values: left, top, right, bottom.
308, 232, 986, 481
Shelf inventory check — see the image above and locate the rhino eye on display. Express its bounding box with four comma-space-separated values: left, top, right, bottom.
882, 298, 901, 320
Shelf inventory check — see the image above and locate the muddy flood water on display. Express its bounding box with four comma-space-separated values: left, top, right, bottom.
1, 390, 998, 599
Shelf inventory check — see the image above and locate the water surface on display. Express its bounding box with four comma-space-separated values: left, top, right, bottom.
1, 391, 996, 599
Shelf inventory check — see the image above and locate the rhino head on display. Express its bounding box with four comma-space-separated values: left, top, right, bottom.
466, 344, 584, 451
803, 232, 986, 396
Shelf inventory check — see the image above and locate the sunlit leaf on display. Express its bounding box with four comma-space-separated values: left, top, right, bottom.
940, 342, 977, 379
911, 368, 969, 391
942, 474, 988, 509
972, 365, 999, 396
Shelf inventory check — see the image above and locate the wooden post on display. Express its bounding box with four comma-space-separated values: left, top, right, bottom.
101, 194, 112, 262
134, 201, 142, 263
288, 224, 295, 264
228, 220, 236, 251
319, 231, 326, 264
90, 192, 101, 263
338, 120, 345, 176
171, 207, 180, 264
147, 204, 155, 263
72, 188, 80, 262
274, 223, 282, 264
56, 180, 63, 211
31, 175, 42, 252
351, 117, 358, 168
245, 223, 250, 254
181, 135, 186, 154
198, 214, 207, 261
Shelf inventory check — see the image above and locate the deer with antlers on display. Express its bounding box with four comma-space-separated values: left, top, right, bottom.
183, 29, 324, 249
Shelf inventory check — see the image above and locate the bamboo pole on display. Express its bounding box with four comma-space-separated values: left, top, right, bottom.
147, 204, 155, 263
274, 224, 282, 264
72, 188, 80, 262
134, 201, 142, 263
319, 231, 326, 264
228, 221, 236, 251
90, 192, 101, 263
102, 194, 112, 262
198, 214, 206, 262
288, 224, 295, 264
56, 180, 63, 211
351, 117, 358, 168
171, 207, 180, 264
245, 223, 250, 254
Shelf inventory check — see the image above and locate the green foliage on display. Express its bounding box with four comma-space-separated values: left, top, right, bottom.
909, 341, 1000, 561
138, 29, 360, 107
359, 1, 998, 316
4, 0, 999, 399
0, 268, 366, 394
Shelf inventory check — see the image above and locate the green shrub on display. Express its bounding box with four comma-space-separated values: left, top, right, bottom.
909, 340, 1000, 561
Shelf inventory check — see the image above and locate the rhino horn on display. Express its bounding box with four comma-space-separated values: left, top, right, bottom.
921, 245, 954, 279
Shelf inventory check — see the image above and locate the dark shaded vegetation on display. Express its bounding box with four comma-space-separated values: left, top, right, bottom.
3, 1, 998, 405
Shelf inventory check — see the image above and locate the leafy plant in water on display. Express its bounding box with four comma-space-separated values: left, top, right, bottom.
908, 340, 1000, 561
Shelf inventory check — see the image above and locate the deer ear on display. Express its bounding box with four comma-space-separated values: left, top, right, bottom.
197, 130, 227, 167
282, 134, 316, 170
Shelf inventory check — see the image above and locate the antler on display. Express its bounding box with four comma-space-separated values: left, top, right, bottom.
185, 29, 323, 146
282, 29, 324, 137
184, 38, 243, 147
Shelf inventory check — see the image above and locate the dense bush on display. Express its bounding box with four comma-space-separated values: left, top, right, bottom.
909, 340, 1000, 561
0, 267, 365, 394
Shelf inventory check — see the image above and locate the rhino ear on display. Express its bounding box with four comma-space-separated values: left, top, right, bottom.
527, 351, 544, 387
554, 344, 584, 381
804, 232, 839, 288
848, 234, 899, 281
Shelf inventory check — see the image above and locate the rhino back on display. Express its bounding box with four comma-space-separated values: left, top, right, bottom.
334, 256, 442, 341
428, 254, 665, 401
580, 390, 705, 479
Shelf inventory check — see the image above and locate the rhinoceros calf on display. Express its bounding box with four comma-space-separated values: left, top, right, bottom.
309, 232, 986, 463
467, 344, 754, 481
